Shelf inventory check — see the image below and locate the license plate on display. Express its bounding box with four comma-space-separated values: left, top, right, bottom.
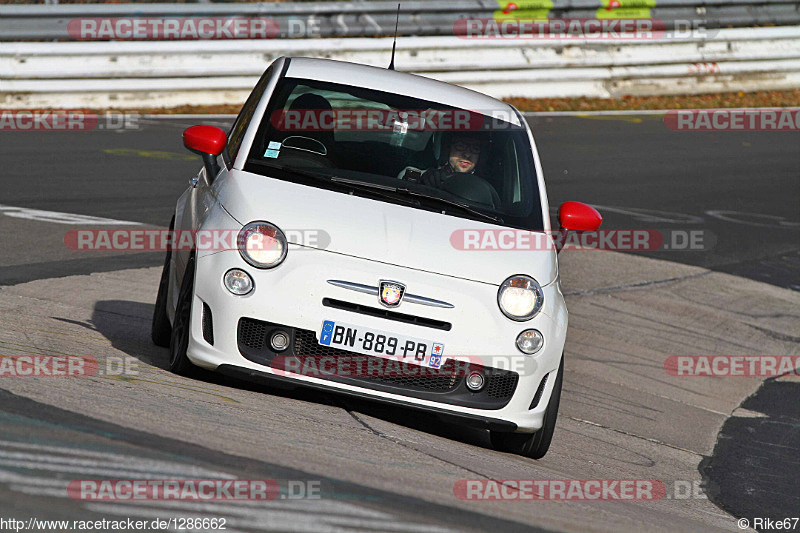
317, 320, 445, 369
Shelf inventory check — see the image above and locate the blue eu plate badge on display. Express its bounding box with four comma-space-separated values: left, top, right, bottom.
430, 343, 445, 368
319, 320, 335, 345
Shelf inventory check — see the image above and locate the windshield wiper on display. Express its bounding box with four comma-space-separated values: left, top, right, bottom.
334, 177, 502, 223
396, 188, 503, 224
327, 177, 422, 206
246, 160, 420, 207
330, 177, 398, 192
247, 161, 500, 223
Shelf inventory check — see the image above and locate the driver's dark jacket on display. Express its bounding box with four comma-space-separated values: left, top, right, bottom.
419, 164, 471, 188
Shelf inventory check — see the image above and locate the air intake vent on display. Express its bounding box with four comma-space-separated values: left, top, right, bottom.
235, 317, 519, 409
529, 373, 549, 409
202, 303, 214, 345
486, 371, 519, 399
238, 317, 267, 349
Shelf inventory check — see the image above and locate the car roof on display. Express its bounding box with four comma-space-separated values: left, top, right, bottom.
283, 57, 521, 126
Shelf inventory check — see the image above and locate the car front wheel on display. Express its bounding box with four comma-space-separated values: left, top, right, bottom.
151, 216, 175, 347
169, 255, 196, 376
490, 355, 564, 459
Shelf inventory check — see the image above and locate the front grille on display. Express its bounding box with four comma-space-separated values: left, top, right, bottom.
322, 298, 452, 331
486, 371, 518, 399
236, 317, 519, 409
293, 328, 460, 392
239, 318, 267, 349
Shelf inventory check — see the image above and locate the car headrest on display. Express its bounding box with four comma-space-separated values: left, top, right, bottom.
289, 93, 333, 112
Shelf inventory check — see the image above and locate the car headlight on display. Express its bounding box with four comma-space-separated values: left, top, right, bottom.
497, 275, 544, 321
237, 221, 287, 269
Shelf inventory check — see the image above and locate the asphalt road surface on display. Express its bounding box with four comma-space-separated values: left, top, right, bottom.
0, 113, 798, 533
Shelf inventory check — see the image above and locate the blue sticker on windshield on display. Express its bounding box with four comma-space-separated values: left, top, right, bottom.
264, 149, 280, 158
268, 141, 282, 150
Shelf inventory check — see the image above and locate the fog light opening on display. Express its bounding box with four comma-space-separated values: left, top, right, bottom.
466, 372, 485, 392
516, 329, 544, 355
270, 331, 289, 352
224, 268, 254, 296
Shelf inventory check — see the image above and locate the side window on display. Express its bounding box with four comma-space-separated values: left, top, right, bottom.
506, 136, 534, 216
508, 139, 521, 203
225, 66, 274, 166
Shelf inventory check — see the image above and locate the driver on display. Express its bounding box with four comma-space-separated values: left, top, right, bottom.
421, 135, 482, 188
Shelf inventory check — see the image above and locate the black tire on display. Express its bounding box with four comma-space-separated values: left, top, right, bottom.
151, 216, 175, 347
169, 255, 196, 376
490, 355, 564, 459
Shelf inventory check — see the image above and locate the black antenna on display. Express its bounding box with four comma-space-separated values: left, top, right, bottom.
388, 3, 400, 70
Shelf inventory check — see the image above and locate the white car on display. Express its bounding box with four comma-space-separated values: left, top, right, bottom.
151, 57, 602, 459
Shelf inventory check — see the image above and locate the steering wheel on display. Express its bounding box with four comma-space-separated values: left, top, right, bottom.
277, 136, 333, 169
397, 166, 424, 181
282, 136, 327, 156
442, 174, 502, 209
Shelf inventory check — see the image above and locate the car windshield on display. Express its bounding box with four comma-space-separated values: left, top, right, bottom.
245, 77, 544, 231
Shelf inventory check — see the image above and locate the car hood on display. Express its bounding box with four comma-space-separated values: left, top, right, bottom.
215, 170, 557, 286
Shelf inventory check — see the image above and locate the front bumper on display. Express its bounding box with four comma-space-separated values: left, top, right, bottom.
187, 246, 568, 432
216, 364, 518, 432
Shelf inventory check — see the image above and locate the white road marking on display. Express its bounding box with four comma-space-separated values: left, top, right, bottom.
88, 502, 454, 533
0, 440, 459, 533
10, 485, 69, 498
0, 204, 142, 226
0, 458, 232, 480
590, 204, 705, 224
0, 439, 149, 458
0, 470, 67, 487
123, 498, 393, 518
0, 450, 228, 477
0, 440, 227, 476
705, 210, 800, 229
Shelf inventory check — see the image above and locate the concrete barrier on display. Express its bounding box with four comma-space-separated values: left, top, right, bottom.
1, 26, 798, 107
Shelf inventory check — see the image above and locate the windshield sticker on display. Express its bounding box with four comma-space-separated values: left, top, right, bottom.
265, 142, 282, 158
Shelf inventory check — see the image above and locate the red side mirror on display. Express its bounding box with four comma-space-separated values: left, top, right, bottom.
558, 201, 603, 231
183, 125, 227, 156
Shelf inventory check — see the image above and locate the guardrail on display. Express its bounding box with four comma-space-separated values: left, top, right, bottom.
1, 25, 798, 108
1, 0, 799, 40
